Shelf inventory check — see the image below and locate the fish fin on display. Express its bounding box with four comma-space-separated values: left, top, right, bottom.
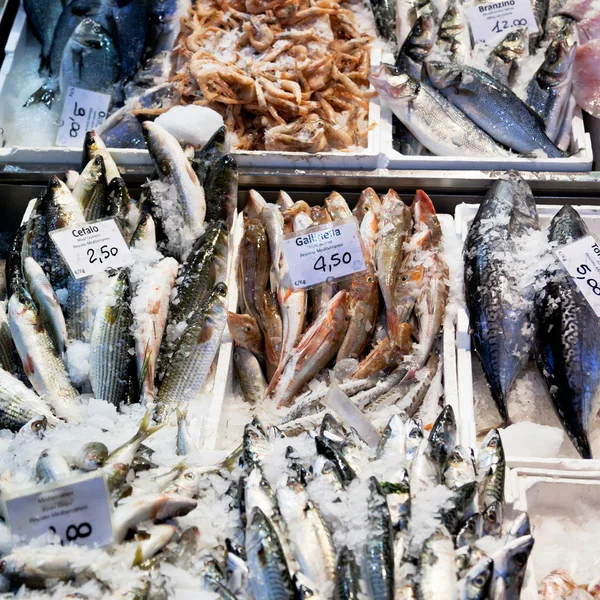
24, 81, 57, 109
137, 410, 163, 439
132, 545, 144, 567
137, 343, 152, 399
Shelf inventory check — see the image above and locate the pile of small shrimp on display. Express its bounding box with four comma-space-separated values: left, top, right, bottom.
172, 0, 375, 152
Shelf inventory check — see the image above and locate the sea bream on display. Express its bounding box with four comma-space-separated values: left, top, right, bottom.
463, 173, 539, 425
533, 205, 600, 458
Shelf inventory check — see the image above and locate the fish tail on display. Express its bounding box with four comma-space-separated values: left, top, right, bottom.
137, 410, 163, 440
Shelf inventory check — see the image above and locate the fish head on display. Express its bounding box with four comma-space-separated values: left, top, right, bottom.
482, 499, 503, 536
456, 512, 482, 547
320, 413, 346, 445
244, 190, 267, 220
354, 187, 381, 223
424, 61, 461, 90
228, 311, 263, 350
405, 14, 435, 60
368, 65, 419, 101
541, 28, 577, 84
548, 205, 589, 243
494, 27, 528, 62
310, 205, 330, 225
493, 534, 534, 586
439, 5, 461, 35
465, 557, 493, 599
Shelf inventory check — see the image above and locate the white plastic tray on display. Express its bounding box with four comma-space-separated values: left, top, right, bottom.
455, 202, 600, 470
511, 472, 600, 599
0, 5, 381, 170
210, 209, 463, 451
377, 51, 593, 172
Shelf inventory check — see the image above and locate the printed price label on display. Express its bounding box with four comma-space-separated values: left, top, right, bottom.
56, 86, 111, 147
3, 474, 113, 547
281, 219, 367, 290
468, 0, 538, 45
50, 217, 134, 279
555, 235, 600, 318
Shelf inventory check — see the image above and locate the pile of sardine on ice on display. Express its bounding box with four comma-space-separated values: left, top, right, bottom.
463, 170, 600, 459
368, 0, 586, 158
0, 402, 535, 599
229, 186, 451, 434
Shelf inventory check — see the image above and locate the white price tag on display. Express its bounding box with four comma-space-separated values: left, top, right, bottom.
56, 86, 111, 148
50, 217, 134, 279
468, 0, 538, 45
281, 219, 367, 290
3, 474, 113, 547
555, 235, 600, 318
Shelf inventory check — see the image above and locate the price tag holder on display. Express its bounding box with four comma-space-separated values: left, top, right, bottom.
281, 219, 367, 290
50, 217, 134, 279
56, 86, 111, 148
3, 474, 113, 547
468, 0, 538, 45
555, 234, 600, 318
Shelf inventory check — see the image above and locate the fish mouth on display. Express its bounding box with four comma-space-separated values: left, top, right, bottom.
368, 65, 413, 99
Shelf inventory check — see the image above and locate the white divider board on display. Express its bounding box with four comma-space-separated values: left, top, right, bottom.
201, 211, 244, 451
511, 473, 600, 599
455, 202, 600, 470
207, 207, 465, 450
0, 5, 381, 170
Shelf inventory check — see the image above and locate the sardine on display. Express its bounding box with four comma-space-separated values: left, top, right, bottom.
36, 447, 72, 483
417, 527, 457, 600
104, 411, 162, 491
365, 477, 395, 599
74, 441, 109, 471
246, 507, 296, 600
490, 535, 534, 599
334, 546, 361, 600
113, 493, 198, 542
463, 557, 493, 600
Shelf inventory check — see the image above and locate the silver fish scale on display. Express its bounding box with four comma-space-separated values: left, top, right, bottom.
10, 299, 78, 413
156, 295, 227, 420
90, 275, 133, 405
0, 370, 56, 431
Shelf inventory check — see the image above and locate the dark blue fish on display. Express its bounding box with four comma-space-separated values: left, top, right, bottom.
533, 205, 600, 458
23, 0, 65, 73
463, 172, 539, 425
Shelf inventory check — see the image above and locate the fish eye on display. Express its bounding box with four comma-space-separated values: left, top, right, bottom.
184, 472, 196, 481
474, 575, 486, 586
549, 51, 557, 63
414, 24, 422, 35
513, 552, 527, 567
487, 511, 497, 523
245, 326, 252, 332
367, 276, 375, 283
400, 275, 408, 282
